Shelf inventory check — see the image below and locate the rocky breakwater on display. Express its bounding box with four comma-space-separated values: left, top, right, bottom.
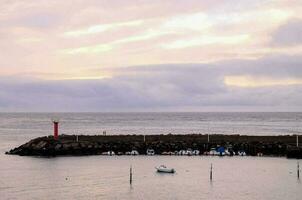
5, 134, 302, 158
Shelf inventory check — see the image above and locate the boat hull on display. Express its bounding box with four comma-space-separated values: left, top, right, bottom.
156, 168, 175, 173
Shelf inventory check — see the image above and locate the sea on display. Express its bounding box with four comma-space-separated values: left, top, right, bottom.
0, 112, 301, 199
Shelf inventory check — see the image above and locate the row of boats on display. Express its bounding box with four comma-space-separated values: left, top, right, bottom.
206, 147, 247, 156
101, 148, 247, 156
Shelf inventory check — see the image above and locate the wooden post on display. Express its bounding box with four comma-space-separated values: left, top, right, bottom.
76, 135, 79, 142
130, 165, 133, 185
144, 135, 146, 143
210, 163, 213, 181
298, 162, 300, 179
207, 124, 210, 143
297, 135, 299, 148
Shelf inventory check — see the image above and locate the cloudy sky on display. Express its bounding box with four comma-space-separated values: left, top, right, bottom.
0, 0, 302, 112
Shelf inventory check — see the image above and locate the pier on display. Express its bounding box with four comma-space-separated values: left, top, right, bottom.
5, 134, 302, 158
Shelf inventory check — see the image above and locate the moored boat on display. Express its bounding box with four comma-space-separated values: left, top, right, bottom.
101, 151, 115, 155
209, 148, 219, 156
146, 149, 155, 155
131, 150, 139, 155
238, 150, 246, 156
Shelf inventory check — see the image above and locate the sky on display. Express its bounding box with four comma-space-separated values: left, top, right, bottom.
0, 0, 302, 112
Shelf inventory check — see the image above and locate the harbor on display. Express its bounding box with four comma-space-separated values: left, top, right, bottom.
2, 0, 302, 198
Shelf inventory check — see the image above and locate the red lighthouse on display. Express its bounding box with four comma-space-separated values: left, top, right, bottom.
52, 119, 59, 140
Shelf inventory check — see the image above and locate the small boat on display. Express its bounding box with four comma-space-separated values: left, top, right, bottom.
101, 151, 115, 156
225, 149, 231, 156
146, 149, 155, 155
209, 148, 219, 156
178, 150, 188, 155
186, 149, 193, 156
130, 150, 139, 155
156, 165, 175, 173
238, 150, 246, 156
217, 146, 226, 156
192, 150, 200, 155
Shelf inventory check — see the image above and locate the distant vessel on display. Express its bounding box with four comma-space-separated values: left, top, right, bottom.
156, 165, 175, 173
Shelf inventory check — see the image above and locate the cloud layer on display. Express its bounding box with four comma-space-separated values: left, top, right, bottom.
1, 0, 301, 77
271, 19, 302, 46
1, 55, 302, 112
0, 0, 302, 111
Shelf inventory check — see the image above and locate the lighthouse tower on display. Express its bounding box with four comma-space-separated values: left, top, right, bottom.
52, 119, 59, 140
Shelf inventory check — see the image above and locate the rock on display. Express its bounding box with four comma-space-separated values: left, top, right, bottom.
35, 141, 47, 149
71, 143, 79, 148
55, 144, 62, 150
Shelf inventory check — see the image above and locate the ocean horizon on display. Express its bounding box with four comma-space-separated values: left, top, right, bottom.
1, 112, 302, 199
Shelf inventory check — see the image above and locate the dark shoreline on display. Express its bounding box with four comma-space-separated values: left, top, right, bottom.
6, 134, 302, 158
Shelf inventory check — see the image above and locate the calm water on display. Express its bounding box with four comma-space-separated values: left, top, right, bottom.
0, 112, 302, 199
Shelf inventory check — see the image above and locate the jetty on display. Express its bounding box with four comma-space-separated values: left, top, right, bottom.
6, 134, 302, 158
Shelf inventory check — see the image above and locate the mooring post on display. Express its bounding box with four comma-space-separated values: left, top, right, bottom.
298, 162, 300, 179
297, 134, 299, 148
130, 165, 133, 185
207, 124, 210, 143
143, 135, 146, 143
210, 163, 213, 181
76, 135, 79, 142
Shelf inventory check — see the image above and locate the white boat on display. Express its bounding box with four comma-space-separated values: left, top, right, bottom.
209, 148, 219, 156
146, 149, 155, 155
192, 150, 200, 155
125, 150, 139, 155
186, 149, 193, 156
156, 165, 175, 173
238, 150, 246, 156
178, 150, 188, 155
162, 151, 178, 155
130, 150, 139, 155
101, 151, 115, 156
225, 149, 231, 156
